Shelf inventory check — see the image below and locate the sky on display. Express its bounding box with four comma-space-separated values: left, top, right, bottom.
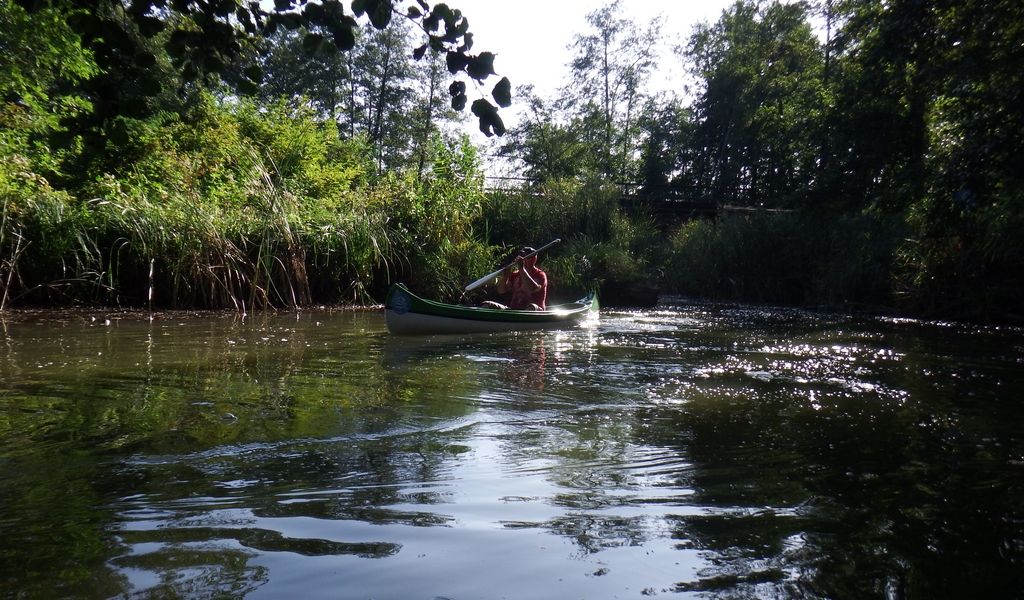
443, 0, 738, 156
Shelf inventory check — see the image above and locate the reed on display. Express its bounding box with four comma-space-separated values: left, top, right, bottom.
480, 176, 620, 251
663, 211, 903, 310
3, 163, 105, 306
894, 194, 1024, 322
473, 176, 668, 305
300, 189, 399, 304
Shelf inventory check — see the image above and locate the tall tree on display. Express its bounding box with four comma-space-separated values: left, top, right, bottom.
635, 97, 695, 192
683, 0, 824, 206
258, 26, 354, 123
0, 0, 95, 130
350, 19, 422, 171
559, 0, 662, 179
825, 0, 1024, 213
497, 86, 598, 182
819, 0, 941, 212
408, 48, 461, 177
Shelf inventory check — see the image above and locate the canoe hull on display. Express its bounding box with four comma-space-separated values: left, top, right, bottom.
384, 284, 597, 335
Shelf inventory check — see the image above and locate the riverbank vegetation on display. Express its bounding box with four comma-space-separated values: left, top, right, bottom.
2, 0, 1022, 322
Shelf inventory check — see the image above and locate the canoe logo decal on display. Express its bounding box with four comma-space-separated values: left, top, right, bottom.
391, 292, 411, 315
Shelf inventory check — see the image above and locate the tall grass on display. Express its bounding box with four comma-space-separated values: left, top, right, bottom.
893, 190, 1024, 321
2, 154, 102, 307
663, 211, 904, 310
0, 96, 497, 310
476, 176, 660, 300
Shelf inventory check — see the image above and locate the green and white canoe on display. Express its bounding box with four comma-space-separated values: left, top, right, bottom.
384, 283, 598, 335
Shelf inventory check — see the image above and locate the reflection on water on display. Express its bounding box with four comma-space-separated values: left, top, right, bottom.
1, 303, 1023, 599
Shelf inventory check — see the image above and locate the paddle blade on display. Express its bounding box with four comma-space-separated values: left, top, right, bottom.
465, 268, 502, 292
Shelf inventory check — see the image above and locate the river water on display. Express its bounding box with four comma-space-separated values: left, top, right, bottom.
1, 301, 1023, 599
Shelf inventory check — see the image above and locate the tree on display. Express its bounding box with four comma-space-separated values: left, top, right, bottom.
0, 0, 95, 129
826, 0, 1024, 213
559, 0, 662, 179
497, 86, 598, 182
682, 0, 824, 206
408, 45, 462, 177
259, 17, 460, 175
258, 26, 354, 122
11, 0, 512, 149
635, 97, 695, 191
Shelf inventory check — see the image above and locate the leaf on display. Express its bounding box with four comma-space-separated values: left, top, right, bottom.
238, 78, 260, 96
203, 54, 225, 72
139, 75, 162, 96
369, 0, 392, 29
449, 81, 466, 98
236, 7, 255, 33
413, 44, 427, 60
136, 52, 157, 69
134, 15, 165, 37
182, 61, 198, 82
106, 118, 129, 146
407, 6, 421, 18
303, 32, 326, 55
471, 98, 495, 119
331, 23, 356, 51
489, 113, 506, 136
478, 111, 505, 137
451, 93, 467, 111
304, 2, 325, 23
274, 0, 291, 10
466, 52, 495, 80
50, 129, 76, 150
491, 76, 512, 107
431, 3, 454, 24
446, 51, 469, 74
243, 65, 264, 83
67, 12, 94, 35
469, 98, 505, 136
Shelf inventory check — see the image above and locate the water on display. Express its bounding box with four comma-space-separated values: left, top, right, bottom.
1, 302, 1023, 599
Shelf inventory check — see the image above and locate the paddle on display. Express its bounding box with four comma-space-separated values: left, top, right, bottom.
464, 238, 561, 292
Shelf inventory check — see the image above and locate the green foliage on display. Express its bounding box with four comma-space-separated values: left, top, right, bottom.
9, 0, 508, 151
562, 0, 662, 178
894, 186, 1024, 321
684, 0, 825, 207
0, 1, 95, 121
380, 134, 492, 300
664, 211, 904, 309
0, 95, 492, 309
2, 0, 1024, 322
477, 176, 658, 297
1, 154, 79, 308
497, 89, 600, 182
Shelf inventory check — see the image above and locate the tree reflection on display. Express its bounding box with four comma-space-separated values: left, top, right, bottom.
633, 362, 1024, 598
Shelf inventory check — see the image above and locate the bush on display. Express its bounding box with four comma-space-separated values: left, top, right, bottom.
663, 211, 902, 310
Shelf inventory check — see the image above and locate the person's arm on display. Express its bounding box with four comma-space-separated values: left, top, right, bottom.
496, 265, 515, 294
516, 259, 541, 293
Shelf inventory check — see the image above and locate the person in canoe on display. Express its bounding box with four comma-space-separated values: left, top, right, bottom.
484, 246, 548, 310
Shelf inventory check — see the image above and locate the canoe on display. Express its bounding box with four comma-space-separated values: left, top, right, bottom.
384, 283, 598, 335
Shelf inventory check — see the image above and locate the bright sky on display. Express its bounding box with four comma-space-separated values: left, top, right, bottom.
446, 0, 738, 155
